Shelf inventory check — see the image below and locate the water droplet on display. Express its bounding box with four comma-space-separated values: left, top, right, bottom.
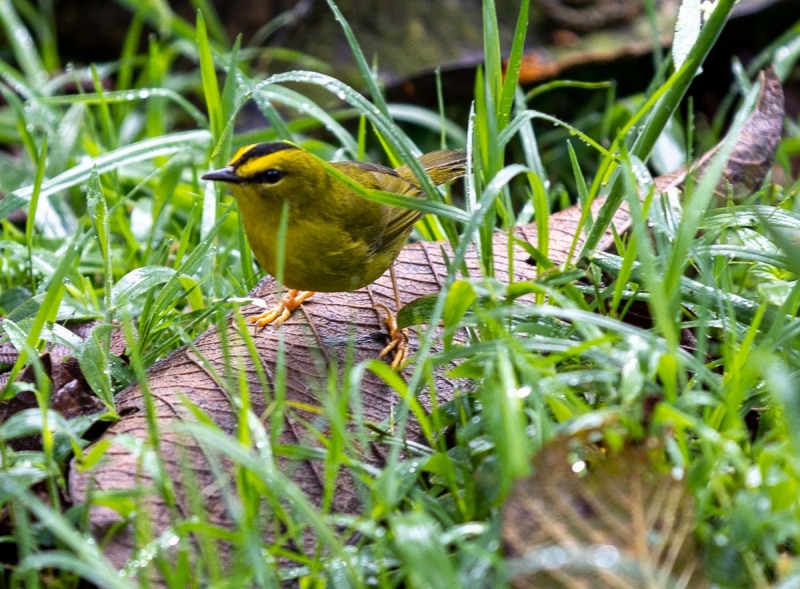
594, 545, 620, 568
540, 546, 567, 569
744, 466, 762, 488
507, 385, 531, 399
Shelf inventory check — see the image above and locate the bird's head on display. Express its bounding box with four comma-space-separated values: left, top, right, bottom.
202, 141, 326, 207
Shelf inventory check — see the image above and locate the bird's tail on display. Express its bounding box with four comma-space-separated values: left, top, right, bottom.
396, 150, 467, 186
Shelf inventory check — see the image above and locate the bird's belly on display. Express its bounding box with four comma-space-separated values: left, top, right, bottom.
245, 214, 404, 293
282, 245, 384, 292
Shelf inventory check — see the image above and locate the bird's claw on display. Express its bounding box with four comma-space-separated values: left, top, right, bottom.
249, 289, 314, 329
376, 304, 409, 369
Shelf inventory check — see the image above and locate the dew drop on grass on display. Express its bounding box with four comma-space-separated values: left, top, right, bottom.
164, 532, 180, 547
745, 465, 762, 488
539, 546, 567, 569
507, 385, 531, 399
593, 545, 620, 569
13, 29, 34, 52
570, 459, 586, 474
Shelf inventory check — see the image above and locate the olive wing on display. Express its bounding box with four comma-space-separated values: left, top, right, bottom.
331, 161, 423, 253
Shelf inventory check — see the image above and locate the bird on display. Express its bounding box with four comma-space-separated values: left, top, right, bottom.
202, 141, 466, 367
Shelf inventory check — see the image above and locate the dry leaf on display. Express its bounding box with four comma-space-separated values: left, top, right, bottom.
503, 434, 709, 588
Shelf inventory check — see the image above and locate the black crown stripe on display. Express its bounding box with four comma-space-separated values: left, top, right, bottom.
233, 142, 299, 169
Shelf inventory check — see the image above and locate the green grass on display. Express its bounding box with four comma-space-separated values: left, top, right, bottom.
1, 0, 800, 587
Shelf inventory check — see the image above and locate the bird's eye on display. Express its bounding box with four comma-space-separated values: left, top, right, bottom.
255, 169, 285, 184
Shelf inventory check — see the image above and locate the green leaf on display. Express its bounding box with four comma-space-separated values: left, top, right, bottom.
9, 483, 133, 589
2, 130, 212, 223
397, 294, 440, 330
392, 513, 460, 589
498, 0, 529, 127
323, 0, 390, 119
111, 266, 199, 309
672, 0, 703, 71
197, 10, 223, 142
0, 0, 47, 92
582, 0, 738, 255
34, 88, 208, 128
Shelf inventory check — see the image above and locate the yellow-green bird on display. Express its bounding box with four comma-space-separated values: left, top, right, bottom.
203, 141, 466, 367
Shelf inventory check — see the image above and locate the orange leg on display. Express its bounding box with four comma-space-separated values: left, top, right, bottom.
375, 304, 409, 369
249, 289, 315, 329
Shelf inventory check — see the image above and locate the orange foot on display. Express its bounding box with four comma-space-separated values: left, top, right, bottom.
375, 304, 409, 370
250, 289, 315, 329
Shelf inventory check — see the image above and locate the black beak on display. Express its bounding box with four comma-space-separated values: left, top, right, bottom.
201, 166, 241, 183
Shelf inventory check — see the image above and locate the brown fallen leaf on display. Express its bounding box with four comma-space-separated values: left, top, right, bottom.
502, 432, 708, 588
65, 68, 783, 573
0, 321, 128, 450
0, 355, 105, 451
0, 321, 126, 537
